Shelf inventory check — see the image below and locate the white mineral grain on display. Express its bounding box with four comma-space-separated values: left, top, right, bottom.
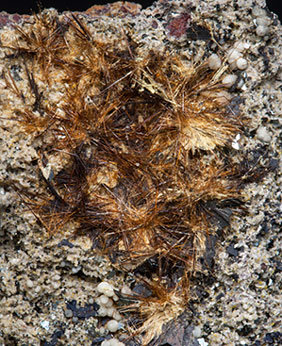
71, 265, 81, 274
235, 41, 250, 52
101, 338, 125, 346
97, 282, 115, 297
98, 306, 108, 317
100, 295, 110, 306
256, 25, 269, 37
198, 338, 208, 346
99, 326, 105, 334
208, 54, 221, 70
237, 78, 246, 89
232, 134, 241, 150
113, 311, 122, 321
106, 307, 116, 317
105, 298, 114, 307
227, 49, 242, 64
40, 320, 50, 330
256, 17, 271, 27
112, 294, 119, 301
236, 57, 248, 70
101, 340, 110, 346
106, 319, 119, 332
121, 284, 132, 295
257, 126, 272, 142
26, 279, 34, 288
252, 6, 266, 18
222, 74, 237, 87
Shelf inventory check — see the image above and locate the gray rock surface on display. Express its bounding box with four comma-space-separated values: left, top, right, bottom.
0, 1, 281, 345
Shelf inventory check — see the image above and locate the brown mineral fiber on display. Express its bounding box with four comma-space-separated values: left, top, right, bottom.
0, 1, 281, 345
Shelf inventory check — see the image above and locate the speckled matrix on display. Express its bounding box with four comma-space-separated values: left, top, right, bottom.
0, 0, 281, 345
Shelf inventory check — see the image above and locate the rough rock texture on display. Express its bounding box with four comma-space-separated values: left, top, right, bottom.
0, 1, 281, 345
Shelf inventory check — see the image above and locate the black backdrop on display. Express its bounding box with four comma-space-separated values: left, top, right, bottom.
0, 1, 154, 14
0, 0, 281, 20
